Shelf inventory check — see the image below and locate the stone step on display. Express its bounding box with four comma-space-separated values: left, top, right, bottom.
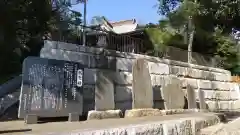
0, 112, 221, 135
200, 123, 224, 135
200, 113, 240, 135
213, 113, 227, 123
214, 111, 240, 122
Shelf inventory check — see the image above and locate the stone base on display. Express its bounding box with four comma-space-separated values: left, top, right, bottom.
200, 123, 224, 135
198, 109, 209, 113
124, 108, 163, 118
62, 114, 220, 135
200, 117, 240, 135
160, 109, 200, 115
25, 114, 38, 124
0, 112, 222, 135
124, 109, 202, 118
87, 110, 123, 120
68, 113, 79, 122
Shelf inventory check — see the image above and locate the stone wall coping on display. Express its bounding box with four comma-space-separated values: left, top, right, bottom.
14, 112, 220, 135
43, 40, 230, 74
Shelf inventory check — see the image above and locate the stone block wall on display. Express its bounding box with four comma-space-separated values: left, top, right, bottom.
40, 41, 240, 113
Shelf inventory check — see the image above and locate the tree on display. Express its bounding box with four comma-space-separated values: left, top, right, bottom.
90, 16, 109, 26
156, 0, 240, 72
158, 0, 199, 63
0, 0, 83, 82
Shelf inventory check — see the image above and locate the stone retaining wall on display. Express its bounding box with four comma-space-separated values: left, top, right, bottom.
40, 41, 240, 112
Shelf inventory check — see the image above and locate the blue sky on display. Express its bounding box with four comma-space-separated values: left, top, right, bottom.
71, 0, 163, 24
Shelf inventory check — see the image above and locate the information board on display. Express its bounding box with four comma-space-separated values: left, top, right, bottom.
18, 57, 84, 118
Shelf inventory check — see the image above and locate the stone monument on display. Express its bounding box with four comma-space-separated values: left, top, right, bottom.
95, 70, 115, 111
161, 76, 185, 109
132, 58, 153, 108
18, 57, 84, 123
186, 84, 197, 109
198, 89, 206, 110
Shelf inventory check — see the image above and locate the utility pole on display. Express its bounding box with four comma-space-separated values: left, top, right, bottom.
82, 0, 87, 46
187, 16, 194, 64
187, 0, 197, 64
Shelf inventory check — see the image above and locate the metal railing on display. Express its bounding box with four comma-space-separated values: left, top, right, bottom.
86, 32, 144, 53
0, 75, 22, 98
86, 33, 223, 68
160, 46, 224, 68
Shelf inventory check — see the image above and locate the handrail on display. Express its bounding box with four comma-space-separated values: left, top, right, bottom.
0, 75, 22, 98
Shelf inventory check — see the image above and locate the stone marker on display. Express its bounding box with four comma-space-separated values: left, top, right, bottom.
161, 76, 185, 109
198, 89, 206, 110
187, 84, 197, 109
95, 70, 115, 111
132, 58, 153, 108
19, 57, 84, 119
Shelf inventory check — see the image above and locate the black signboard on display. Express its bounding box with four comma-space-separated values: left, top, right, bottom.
18, 57, 84, 118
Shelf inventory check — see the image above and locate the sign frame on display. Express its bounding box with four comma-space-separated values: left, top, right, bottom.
18, 57, 84, 119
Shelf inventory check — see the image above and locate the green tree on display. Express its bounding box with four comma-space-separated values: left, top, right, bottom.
91, 16, 107, 25
156, 0, 240, 72
0, 0, 83, 82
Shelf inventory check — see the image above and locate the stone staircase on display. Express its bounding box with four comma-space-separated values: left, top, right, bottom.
0, 112, 224, 135
200, 116, 240, 135
0, 75, 22, 121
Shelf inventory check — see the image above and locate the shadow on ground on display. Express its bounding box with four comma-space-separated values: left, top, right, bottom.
0, 129, 32, 134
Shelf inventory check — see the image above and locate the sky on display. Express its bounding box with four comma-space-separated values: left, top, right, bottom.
71, 0, 163, 25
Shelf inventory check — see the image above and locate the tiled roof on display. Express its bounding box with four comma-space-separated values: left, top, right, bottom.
110, 19, 137, 26
89, 18, 138, 34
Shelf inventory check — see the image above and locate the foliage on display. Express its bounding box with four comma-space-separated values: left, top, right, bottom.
213, 27, 238, 70
0, 0, 82, 82
145, 27, 185, 50
91, 16, 107, 25
156, 0, 240, 72
158, 0, 182, 16
145, 28, 170, 54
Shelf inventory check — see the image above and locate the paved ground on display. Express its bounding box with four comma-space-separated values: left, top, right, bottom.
0, 112, 219, 135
